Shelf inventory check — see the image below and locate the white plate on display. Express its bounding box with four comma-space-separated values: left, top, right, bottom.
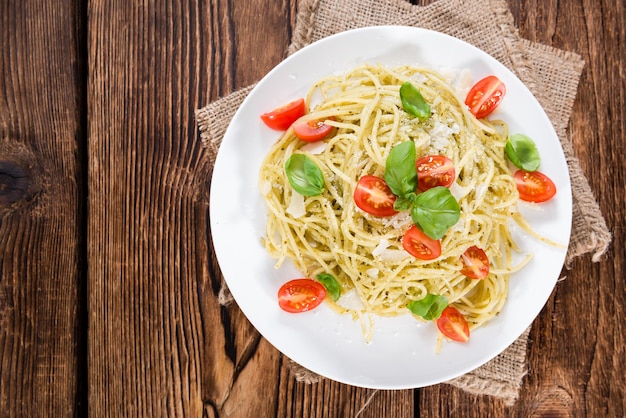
210, 26, 571, 389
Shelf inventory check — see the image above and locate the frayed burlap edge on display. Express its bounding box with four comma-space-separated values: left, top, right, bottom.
288, 0, 321, 55
195, 0, 612, 407
196, 84, 256, 165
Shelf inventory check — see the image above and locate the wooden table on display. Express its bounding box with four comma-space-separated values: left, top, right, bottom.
1, 0, 624, 416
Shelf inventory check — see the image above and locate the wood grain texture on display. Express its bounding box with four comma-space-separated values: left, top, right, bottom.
0, 0, 85, 416
87, 0, 213, 415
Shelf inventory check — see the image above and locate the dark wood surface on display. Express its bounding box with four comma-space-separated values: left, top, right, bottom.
0, 0, 623, 416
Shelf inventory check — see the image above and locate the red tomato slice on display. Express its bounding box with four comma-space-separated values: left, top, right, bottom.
514, 170, 557, 203
437, 306, 470, 342
260, 98, 306, 131
464, 75, 506, 119
353, 175, 398, 217
278, 278, 326, 313
402, 225, 441, 260
460, 246, 490, 279
292, 116, 335, 142
416, 155, 456, 191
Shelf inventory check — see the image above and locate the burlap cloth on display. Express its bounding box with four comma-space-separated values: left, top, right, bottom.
196, 0, 611, 406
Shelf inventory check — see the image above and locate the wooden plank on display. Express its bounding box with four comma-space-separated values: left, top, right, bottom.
86, 0, 288, 416
87, 0, 212, 414
0, 0, 85, 416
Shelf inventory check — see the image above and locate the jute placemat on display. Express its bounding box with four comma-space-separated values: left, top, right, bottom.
196, 0, 611, 405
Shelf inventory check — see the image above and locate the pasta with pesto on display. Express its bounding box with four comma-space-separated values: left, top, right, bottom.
259, 64, 540, 343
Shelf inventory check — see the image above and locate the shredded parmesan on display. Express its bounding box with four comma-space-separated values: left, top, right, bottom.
286, 192, 305, 218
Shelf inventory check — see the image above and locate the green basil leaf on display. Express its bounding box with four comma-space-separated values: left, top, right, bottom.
393, 196, 412, 211
411, 186, 460, 239
316, 273, 341, 302
393, 192, 418, 211
505, 133, 541, 171
407, 294, 448, 320
285, 154, 325, 196
384, 141, 417, 198
399, 81, 431, 119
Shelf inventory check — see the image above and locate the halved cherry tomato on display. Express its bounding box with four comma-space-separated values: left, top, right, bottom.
416, 155, 456, 191
260, 98, 306, 131
514, 170, 557, 203
278, 278, 326, 313
465, 75, 506, 119
402, 225, 441, 260
353, 175, 398, 217
437, 306, 470, 342
292, 116, 335, 142
460, 246, 490, 279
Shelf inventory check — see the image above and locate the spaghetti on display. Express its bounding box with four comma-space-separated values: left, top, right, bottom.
259, 64, 534, 342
